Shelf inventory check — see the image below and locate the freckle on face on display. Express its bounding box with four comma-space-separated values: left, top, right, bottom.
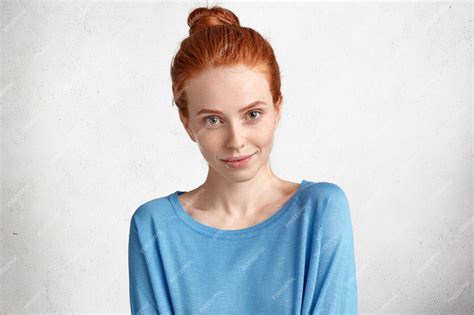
184, 65, 279, 175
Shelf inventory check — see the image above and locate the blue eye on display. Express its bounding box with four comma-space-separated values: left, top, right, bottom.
204, 116, 221, 126
203, 110, 263, 127
248, 110, 262, 120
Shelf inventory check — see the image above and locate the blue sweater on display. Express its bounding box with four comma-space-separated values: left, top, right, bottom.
128, 180, 358, 314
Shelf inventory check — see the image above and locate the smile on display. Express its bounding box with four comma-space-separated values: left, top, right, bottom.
221, 152, 256, 169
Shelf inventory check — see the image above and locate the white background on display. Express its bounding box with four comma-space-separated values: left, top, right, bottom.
1, 0, 472, 313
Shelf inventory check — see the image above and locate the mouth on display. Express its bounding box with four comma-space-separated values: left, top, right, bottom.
221, 152, 256, 162
220, 152, 256, 168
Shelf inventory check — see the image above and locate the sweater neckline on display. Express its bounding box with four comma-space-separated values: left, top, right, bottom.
169, 179, 307, 240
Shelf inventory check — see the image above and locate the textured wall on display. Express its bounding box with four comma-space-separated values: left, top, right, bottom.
1, 1, 472, 313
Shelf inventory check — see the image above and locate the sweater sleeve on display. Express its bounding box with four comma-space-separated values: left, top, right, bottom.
312, 185, 358, 315
128, 214, 159, 314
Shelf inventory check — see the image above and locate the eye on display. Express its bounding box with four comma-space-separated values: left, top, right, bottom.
247, 110, 262, 120
203, 115, 221, 127
202, 110, 263, 128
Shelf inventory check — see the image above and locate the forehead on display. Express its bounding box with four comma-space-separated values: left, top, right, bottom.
185, 65, 272, 113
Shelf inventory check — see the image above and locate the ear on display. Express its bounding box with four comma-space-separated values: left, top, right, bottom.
274, 95, 283, 128
179, 109, 197, 142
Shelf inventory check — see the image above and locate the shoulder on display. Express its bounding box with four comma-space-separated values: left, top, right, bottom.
129, 192, 176, 229
300, 180, 349, 204
299, 180, 352, 225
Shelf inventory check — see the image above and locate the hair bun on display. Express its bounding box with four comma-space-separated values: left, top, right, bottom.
187, 6, 240, 36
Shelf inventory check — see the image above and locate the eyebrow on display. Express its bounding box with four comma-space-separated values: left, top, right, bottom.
196, 101, 266, 116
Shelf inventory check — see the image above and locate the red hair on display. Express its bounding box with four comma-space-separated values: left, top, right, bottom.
170, 5, 283, 118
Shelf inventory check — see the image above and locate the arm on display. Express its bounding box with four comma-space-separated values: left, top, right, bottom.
128, 214, 159, 314
312, 185, 358, 314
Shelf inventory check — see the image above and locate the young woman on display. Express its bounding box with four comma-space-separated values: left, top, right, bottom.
128, 5, 357, 314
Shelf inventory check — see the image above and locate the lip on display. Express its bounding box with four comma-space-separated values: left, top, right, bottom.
221, 152, 256, 162
221, 152, 255, 169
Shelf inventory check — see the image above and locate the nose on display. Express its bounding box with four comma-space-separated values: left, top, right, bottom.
225, 122, 245, 151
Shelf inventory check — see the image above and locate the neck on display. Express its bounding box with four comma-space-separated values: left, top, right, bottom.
196, 160, 283, 218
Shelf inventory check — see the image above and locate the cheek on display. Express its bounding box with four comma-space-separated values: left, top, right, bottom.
258, 132, 276, 152
196, 135, 216, 151
195, 132, 222, 160
257, 121, 277, 142
189, 121, 213, 144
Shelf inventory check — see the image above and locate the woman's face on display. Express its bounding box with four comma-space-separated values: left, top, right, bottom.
180, 64, 282, 181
